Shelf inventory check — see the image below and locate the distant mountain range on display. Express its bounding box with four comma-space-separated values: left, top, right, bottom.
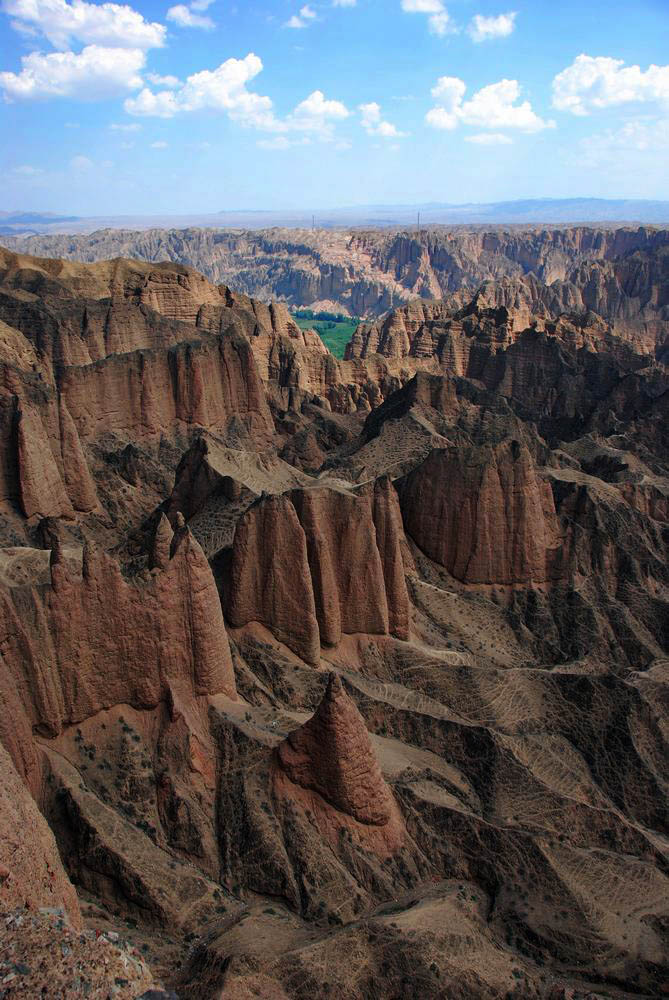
2, 198, 669, 235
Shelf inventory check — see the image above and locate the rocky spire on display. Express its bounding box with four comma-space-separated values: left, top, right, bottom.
150, 512, 174, 571
277, 673, 393, 826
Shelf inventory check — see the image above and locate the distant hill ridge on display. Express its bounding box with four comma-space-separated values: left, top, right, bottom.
2, 197, 669, 236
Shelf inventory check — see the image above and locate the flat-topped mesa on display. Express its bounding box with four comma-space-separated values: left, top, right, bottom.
277, 673, 394, 826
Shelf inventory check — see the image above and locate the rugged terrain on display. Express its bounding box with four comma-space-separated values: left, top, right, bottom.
5, 226, 669, 356
0, 242, 667, 999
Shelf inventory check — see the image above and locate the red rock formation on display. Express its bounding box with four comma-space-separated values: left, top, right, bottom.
372, 477, 411, 641
16, 402, 74, 520
277, 674, 394, 825
0, 743, 81, 927
291, 487, 390, 646
58, 395, 98, 512
399, 441, 560, 585
225, 482, 411, 658
226, 493, 320, 665
0, 527, 236, 761
151, 512, 174, 570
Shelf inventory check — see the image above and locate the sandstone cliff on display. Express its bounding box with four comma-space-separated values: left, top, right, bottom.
224, 480, 410, 661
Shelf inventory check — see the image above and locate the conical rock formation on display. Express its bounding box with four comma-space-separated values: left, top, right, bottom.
277, 674, 394, 826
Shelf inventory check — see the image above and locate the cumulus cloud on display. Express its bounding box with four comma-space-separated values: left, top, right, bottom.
257, 136, 311, 149
166, 3, 214, 29
359, 102, 405, 137
12, 164, 44, 176
0, 45, 145, 99
70, 154, 93, 169
284, 4, 317, 28
146, 72, 180, 87
552, 54, 669, 116
124, 54, 349, 140
467, 11, 516, 42
1, 0, 165, 50
465, 131, 513, 144
579, 119, 669, 166
400, 0, 456, 37
125, 52, 272, 122
426, 76, 554, 133
287, 89, 349, 138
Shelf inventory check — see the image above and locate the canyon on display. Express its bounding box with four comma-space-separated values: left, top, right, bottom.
6, 226, 669, 356
0, 238, 667, 999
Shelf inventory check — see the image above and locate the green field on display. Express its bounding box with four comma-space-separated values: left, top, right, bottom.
293, 310, 360, 359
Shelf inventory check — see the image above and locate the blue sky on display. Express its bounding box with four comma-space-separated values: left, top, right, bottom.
1, 0, 668, 214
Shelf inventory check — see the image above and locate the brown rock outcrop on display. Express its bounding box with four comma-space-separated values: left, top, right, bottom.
58, 395, 98, 512
291, 487, 390, 646
372, 476, 411, 641
16, 402, 74, 520
224, 482, 411, 658
277, 673, 394, 825
226, 493, 320, 664
0, 526, 235, 758
0, 742, 81, 926
150, 511, 174, 570
398, 441, 560, 585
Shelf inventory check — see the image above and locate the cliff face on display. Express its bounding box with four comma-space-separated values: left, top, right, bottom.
0, 526, 235, 755
6, 226, 669, 347
225, 479, 410, 662
398, 441, 561, 585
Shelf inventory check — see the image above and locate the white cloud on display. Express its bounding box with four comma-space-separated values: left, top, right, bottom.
426, 76, 554, 132
71, 154, 93, 169
124, 87, 178, 117
146, 72, 180, 87
109, 121, 141, 130
0, 45, 145, 100
257, 135, 311, 149
400, 0, 456, 36
284, 3, 316, 27
1, 0, 165, 50
333, 0, 356, 5
287, 89, 349, 138
359, 101, 405, 137
125, 52, 270, 122
579, 119, 669, 166
150, 140, 168, 147
124, 54, 349, 140
12, 163, 44, 176
465, 131, 513, 145
166, 4, 214, 29
552, 54, 669, 116
467, 11, 516, 43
